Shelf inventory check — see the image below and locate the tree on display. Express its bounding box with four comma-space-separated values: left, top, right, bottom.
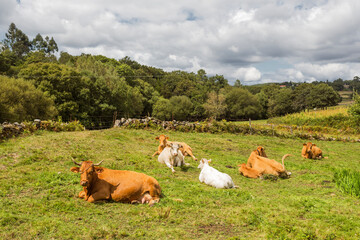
152, 97, 172, 120
267, 88, 294, 117
58, 51, 76, 65
225, 88, 262, 120
2, 23, 31, 58
203, 91, 227, 120
134, 78, 160, 116
45, 36, 58, 54
256, 84, 281, 118
0, 75, 57, 122
169, 95, 194, 121
208, 74, 229, 92
331, 78, 344, 91
292, 83, 313, 111
32, 33, 47, 51
310, 83, 340, 109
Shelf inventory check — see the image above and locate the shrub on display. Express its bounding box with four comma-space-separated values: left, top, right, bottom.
0, 75, 57, 122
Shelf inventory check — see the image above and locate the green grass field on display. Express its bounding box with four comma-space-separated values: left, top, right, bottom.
1, 128, 360, 239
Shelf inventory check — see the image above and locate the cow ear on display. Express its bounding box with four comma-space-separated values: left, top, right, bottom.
95, 167, 104, 174
208, 159, 212, 163
313, 144, 316, 146
166, 136, 169, 140
155, 136, 159, 140
166, 143, 172, 147
70, 167, 80, 173
179, 144, 183, 148
303, 143, 307, 146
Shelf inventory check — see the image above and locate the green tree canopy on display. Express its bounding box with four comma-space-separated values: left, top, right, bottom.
2, 23, 31, 58
203, 90, 227, 120
152, 97, 172, 120
169, 95, 194, 121
0, 75, 57, 122
225, 88, 262, 120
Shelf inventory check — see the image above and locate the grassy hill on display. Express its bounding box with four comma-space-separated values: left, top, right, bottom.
338, 90, 354, 105
1, 128, 360, 239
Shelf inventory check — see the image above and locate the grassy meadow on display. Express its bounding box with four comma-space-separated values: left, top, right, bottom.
1, 128, 360, 239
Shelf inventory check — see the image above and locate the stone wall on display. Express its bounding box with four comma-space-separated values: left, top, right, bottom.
0, 122, 26, 139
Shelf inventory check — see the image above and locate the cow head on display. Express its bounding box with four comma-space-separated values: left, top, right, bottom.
167, 142, 182, 157
197, 158, 211, 169
255, 146, 267, 157
156, 134, 169, 148
70, 159, 104, 187
303, 142, 314, 158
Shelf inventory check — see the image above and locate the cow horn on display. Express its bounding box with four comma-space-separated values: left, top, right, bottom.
93, 160, 104, 166
72, 158, 81, 166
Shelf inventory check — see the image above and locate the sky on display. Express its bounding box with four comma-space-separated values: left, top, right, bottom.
1, 0, 360, 85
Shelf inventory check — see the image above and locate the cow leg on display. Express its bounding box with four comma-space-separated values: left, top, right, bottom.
86, 191, 110, 203
152, 151, 160, 157
239, 165, 261, 179
164, 160, 176, 173
185, 150, 197, 161
179, 157, 190, 167
78, 191, 86, 199
149, 198, 160, 207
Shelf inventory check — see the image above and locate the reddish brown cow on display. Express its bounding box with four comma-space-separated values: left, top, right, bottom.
246, 146, 268, 168
239, 147, 292, 179
302, 142, 324, 159
152, 134, 197, 161
70, 160, 161, 206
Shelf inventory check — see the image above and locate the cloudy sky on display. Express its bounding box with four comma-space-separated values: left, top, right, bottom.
1, 0, 360, 85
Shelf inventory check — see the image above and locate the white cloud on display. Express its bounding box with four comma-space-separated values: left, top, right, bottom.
229, 9, 256, 24
233, 67, 262, 82
1, 0, 360, 85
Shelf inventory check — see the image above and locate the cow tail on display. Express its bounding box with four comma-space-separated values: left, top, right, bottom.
281, 154, 292, 169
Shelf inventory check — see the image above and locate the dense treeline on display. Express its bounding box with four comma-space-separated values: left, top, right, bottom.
0, 22, 356, 127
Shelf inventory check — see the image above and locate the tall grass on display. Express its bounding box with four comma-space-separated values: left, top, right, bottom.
268, 106, 359, 133
334, 169, 360, 198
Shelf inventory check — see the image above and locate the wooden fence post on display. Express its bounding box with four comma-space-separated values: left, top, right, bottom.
249, 118, 252, 135
113, 111, 117, 126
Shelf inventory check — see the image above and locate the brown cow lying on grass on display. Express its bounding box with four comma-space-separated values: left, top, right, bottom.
301, 142, 325, 159
152, 134, 197, 161
70, 160, 161, 206
239, 146, 292, 179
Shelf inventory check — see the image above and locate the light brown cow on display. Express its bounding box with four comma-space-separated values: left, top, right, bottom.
70, 160, 161, 206
301, 142, 324, 159
152, 134, 197, 161
239, 148, 292, 179
246, 146, 268, 168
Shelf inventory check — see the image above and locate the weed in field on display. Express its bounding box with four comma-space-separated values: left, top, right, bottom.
334, 169, 360, 197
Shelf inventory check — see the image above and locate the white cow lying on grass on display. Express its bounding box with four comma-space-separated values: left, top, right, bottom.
198, 158, 236, 189
158, 143, 189, 173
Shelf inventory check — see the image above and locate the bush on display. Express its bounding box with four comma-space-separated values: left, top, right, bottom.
348, 92, 360, 124
0, 76, 57, 122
